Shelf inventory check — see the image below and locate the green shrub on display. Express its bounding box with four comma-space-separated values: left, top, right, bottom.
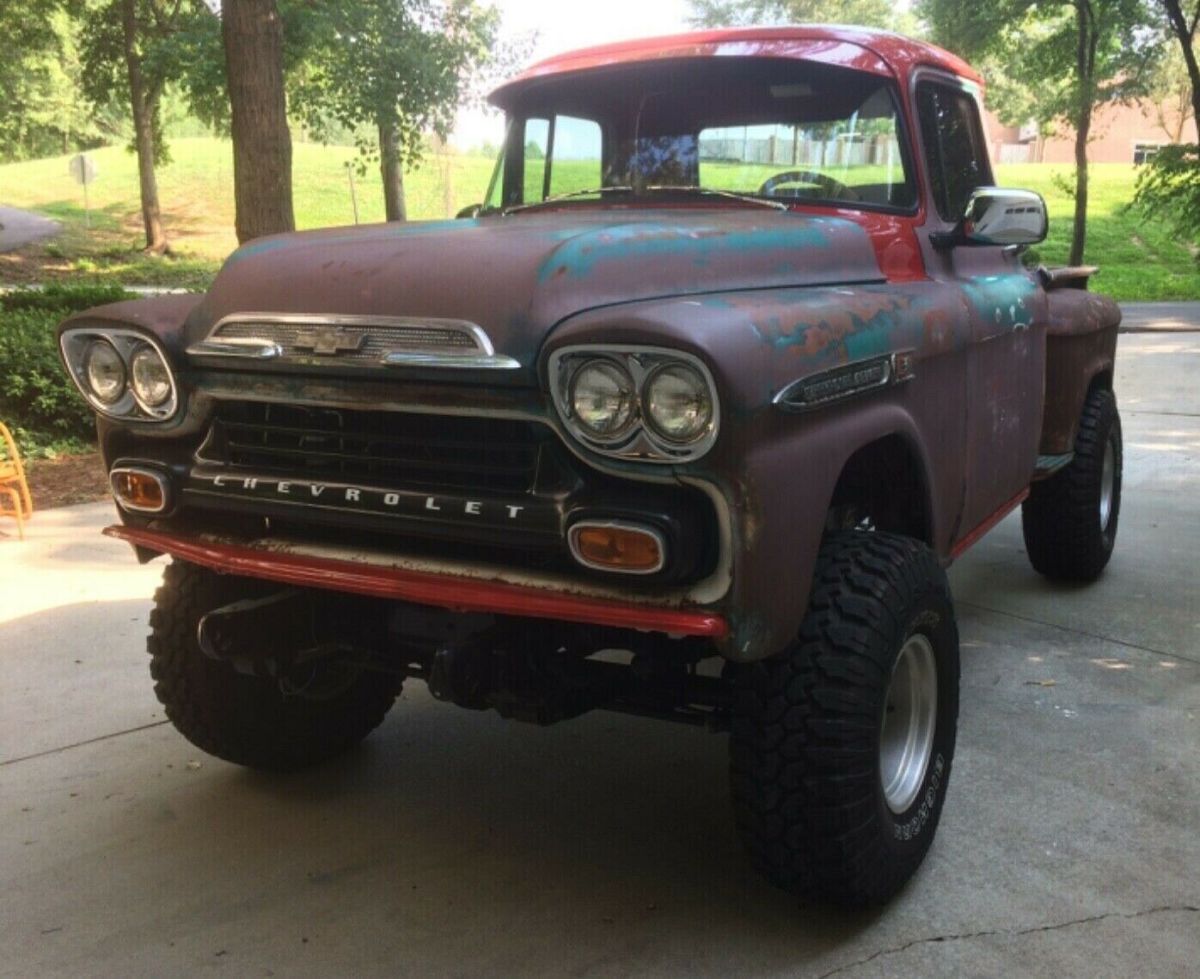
0, 284, 133, 456
1133, 144, 1200, 245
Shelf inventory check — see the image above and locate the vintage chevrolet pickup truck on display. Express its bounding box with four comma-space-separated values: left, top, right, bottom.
58, 26, 1123, 905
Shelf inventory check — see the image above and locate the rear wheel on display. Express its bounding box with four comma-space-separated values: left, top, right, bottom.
1022, 387, 1122, 581
148, 561, 401, 771
730, 532, 959, 906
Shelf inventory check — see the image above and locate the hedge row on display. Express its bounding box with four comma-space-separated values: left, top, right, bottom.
0, 284, 132, 456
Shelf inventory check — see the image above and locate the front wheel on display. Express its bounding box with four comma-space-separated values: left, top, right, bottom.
148, 561, 402, 771
1022, 386, 1122, 581
730, 532, 960, 906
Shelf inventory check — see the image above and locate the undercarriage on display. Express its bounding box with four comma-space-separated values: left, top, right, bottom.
196, 585, 733, 730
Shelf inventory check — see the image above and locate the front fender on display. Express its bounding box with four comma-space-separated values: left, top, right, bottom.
543, 283, 970, 660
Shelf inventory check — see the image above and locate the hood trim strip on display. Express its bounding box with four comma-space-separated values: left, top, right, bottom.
187, 312, 521, 370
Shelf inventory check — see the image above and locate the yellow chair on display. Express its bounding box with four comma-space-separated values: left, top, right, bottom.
0, 421, 33, 540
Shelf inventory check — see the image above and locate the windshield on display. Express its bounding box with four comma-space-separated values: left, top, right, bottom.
486, 56, 916, 213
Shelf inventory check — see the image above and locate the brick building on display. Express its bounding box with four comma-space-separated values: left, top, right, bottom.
984, 100, 1191, 165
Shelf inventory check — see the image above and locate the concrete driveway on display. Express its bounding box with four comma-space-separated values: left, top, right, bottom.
0, 205, 60, 252
2, 327, 1198, 977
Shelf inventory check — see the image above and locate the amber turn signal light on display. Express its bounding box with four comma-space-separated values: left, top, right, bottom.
110, 467, 168, 513
568, 521, 666, 575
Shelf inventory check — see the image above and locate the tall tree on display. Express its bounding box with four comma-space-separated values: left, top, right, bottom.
222, 0, 295, 242
1147, 43, 1196, 141
1157, 1, 1200, 140
688, 0, 911, 31
295, 0, 500, 222
921, 0, 1160, 265
80, 0, 204, 252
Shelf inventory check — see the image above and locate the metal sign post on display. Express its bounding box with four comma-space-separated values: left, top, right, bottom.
68, 153, 98, 230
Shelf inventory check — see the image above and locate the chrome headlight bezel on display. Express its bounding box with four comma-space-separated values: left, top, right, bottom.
548, 345, 720, 463
60, 327, 179, 421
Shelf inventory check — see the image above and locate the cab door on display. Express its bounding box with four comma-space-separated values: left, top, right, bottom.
914, 76, 1047, 541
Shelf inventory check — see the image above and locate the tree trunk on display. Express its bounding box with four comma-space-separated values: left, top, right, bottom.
121, 0, 166, 254
1070, 104, 1091, 265
1069, 1, 1097, 267
379, 121, 407, 222
223, 0, 295, 244
1161, 0, 1200, 142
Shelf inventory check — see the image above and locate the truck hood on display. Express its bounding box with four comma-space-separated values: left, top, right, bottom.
187, 209, 885, 382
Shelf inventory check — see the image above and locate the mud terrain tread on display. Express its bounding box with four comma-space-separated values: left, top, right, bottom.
1022, 387, 1121, 581
148, 561, 400, 771
730, 532, 958, 906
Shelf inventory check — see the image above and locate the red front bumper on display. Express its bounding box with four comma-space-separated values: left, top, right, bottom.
104, 525, 729, 639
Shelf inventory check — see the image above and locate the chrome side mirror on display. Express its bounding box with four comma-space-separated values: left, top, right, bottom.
933, 187, 1048, 248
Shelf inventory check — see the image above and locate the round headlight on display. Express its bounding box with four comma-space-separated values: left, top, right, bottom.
84, 340, 126, 404
644, 363, 713, 443
130, 344, 172, 407
569, 360, 636, 438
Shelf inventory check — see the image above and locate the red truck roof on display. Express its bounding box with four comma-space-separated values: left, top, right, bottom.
490, 24, 981, 105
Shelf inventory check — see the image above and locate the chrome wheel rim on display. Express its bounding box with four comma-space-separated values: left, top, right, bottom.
880, 633, 939, 815
1099, 436, 1116, 532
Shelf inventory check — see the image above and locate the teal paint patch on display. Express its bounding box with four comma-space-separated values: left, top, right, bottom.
535, 218, 846, 285
961, 273, 1037, 332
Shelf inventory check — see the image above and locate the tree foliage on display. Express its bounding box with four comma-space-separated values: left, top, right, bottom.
921, 0, 1160, 264
0, 2, 119, 162
1133, 142, 1200, 241
1146, 42, 1197, 141
1155, 0, 1200, 141
688, 0, 910, 30
292, 0, 500, 221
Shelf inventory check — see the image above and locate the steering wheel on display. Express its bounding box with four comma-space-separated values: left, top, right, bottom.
758, 170, 859, 202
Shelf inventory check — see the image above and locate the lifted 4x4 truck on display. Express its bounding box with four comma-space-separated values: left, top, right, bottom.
59, 27, 1123, 906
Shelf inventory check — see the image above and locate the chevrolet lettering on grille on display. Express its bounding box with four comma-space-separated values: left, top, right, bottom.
187, 473, 542, 528
292, 326, 368, 356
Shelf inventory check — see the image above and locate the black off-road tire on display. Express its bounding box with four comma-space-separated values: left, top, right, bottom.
730, 532, 960, 907
148, 561, 401, 771
1022, 387, 1122, 581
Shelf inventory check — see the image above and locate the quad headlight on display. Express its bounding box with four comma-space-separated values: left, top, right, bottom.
84, 340, 127, 405
569, 360, 637, 439
129, 343, 173, 408
643, 363, 713, 444
60, 328, 178, 421
550, 346, 719, 463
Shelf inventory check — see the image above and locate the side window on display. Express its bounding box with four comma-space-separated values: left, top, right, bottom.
547, 115, 603, 198
916, 82, 992, 222
522, 118, 550, 203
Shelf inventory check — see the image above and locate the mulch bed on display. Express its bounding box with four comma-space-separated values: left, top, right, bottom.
24, 451, 110, 509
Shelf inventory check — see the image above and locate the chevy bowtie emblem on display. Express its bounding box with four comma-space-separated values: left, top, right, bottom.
293, 326, 367, 356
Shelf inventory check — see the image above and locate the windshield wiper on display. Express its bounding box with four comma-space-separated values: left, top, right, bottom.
503, 186, 634, 214
643, 185, 789, 212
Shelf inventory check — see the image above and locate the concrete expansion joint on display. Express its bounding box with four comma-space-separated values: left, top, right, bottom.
0, 721, 171, 768
815, 903, 1200, 978
957, 600, 1200, 669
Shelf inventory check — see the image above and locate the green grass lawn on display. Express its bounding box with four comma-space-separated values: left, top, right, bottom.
0, 139, 1195, 299
0, 138, 497, 288
996, 163, 1199, 301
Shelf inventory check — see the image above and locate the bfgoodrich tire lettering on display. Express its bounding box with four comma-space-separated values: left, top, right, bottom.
1022, 386, 1122, 581
730, 531, 960, 906
148, 561, 401, 771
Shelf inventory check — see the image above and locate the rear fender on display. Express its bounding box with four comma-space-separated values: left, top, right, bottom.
1041, 289, 1120, 455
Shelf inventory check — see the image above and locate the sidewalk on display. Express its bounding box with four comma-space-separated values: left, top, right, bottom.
0, 205, 60, 252
1119, 301, 1200, 332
